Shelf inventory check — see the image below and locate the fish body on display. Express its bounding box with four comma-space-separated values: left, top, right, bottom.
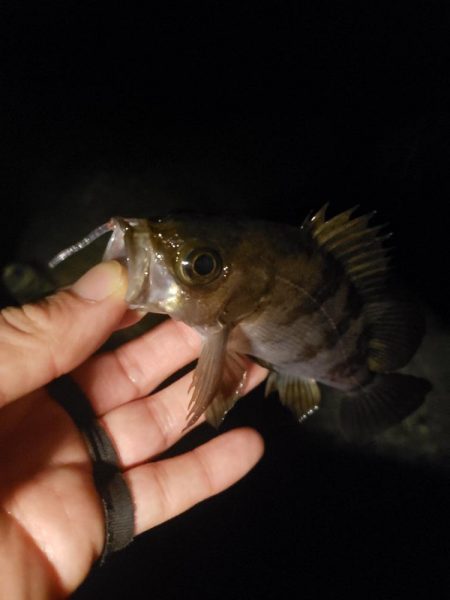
50, 207, 431, 441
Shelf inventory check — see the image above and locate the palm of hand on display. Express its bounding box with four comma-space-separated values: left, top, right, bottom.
0, 389, 103, 593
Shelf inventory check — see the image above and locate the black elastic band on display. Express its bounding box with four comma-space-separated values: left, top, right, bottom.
47, 375, 135, 563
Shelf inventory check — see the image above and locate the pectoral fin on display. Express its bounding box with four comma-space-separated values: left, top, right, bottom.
205, 351, 248, 428
185, 330, 248, 429
265, 373, 321, 421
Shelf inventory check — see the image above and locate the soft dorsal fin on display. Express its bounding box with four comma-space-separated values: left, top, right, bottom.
302, 204, 391, 301
302, 205, 425, 373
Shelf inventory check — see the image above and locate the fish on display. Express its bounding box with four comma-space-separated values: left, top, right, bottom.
49, 206, 431, 442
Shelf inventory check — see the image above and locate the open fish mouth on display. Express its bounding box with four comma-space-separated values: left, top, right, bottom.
49, 217, 176, 314
103, 218, 153, 308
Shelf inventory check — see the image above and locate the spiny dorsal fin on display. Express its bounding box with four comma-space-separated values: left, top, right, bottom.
303, 204, 391, 301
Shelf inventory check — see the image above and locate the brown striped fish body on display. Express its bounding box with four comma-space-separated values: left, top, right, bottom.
50, 207, 431, 441
234, 249, 369, 392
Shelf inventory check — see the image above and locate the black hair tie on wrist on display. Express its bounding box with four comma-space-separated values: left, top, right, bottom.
47, 375, 135, 564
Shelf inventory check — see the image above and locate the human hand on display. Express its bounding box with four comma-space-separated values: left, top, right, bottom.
0, 261, 266, 598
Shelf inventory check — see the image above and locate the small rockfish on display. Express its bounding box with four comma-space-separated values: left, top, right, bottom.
49, 207, 431, 441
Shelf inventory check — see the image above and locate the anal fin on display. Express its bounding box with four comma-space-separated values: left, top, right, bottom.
265, 373, 321, 422
340, 373, 431, 443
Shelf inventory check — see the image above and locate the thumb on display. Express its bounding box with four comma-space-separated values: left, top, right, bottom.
0, 261, 129, 407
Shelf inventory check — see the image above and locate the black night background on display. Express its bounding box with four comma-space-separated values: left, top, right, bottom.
1, 3, 449, 598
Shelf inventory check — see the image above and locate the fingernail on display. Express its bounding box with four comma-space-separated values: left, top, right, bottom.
72, 261, 127, 301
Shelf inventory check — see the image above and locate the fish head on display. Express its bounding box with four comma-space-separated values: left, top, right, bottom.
103, 216, 273, 329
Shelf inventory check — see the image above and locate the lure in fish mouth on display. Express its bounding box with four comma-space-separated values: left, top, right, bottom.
49, 207, 431, 442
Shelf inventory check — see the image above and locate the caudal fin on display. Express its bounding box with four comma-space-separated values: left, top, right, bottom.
339, 373, 431, 443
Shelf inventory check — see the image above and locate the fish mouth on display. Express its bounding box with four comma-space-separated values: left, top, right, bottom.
49, 216, 178, 315
103, 217, 175, 314
103, 217, 153, 308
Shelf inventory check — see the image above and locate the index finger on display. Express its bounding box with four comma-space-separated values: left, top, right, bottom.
73, 320, 202, 416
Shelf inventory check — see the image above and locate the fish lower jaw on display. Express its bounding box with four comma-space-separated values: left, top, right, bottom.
127, 301, 167, 314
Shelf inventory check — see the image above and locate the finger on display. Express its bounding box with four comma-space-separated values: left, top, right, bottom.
101, 362, 268, 467
74, 320, 202, 416
123, 427, 264, 535
114, 309, 147, 331
0, 262, 128, 407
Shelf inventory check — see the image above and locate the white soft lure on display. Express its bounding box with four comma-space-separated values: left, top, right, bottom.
49, 221, 114, 268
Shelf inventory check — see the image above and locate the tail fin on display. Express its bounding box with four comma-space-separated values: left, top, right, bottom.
340, 373, 431, 443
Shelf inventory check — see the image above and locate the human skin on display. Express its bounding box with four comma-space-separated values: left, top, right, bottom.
0, 261, 266, 598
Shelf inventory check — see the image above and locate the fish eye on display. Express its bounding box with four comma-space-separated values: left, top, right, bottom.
179, 248, 223, 284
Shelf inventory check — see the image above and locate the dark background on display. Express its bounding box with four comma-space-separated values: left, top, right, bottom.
1, 3, 449, 598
